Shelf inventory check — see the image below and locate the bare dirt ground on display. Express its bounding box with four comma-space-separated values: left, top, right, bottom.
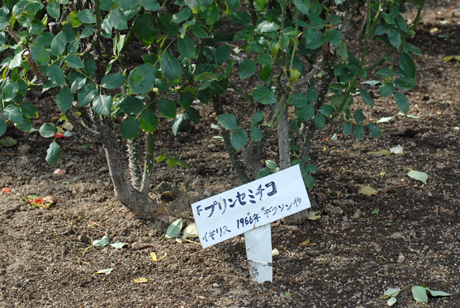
2, 2, 460, 307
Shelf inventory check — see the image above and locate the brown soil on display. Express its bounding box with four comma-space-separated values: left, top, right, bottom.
2, 3, 460, 307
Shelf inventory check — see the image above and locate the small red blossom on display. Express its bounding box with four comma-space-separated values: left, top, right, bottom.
34, 198, 42, 203
52, 134, 66, 139
2, 188, 10, 193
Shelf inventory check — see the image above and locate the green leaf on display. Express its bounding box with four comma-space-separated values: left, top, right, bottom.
108, 8, 128, 30
66, 11, 83, 27
231, 128, 248, 151
367, 123, 381, 137
92, 95, 112, 116
395, 91, 409, 114
158, 14, 179, 35
293, 0, 310, 14
307, 87, 318, 103
78, 84, 97, 107
141, 0, 160, 11
402, 43, 422, 56
250, 126, 262, 141
101, 73, 125, 89
65, 55, 84, 69
47, 65, 66, 87
56, 87, 73, 112
30, 20, 46, 35
378, 67, 393, 77
252, 111, 264, 125
19, 103, 38, 118
133, 14, 157, 47
71, 77, 86, 93
39, 123, 57, 138
399, 52, 416, 78
77, 9, 96, 24
394, 77, 416, 90
118, 0, 140, 10
238, 59, 256, 80
172, 113, 184, 136
319, 105, 335, 116
128, 64, 156, 94
359, 87, 375, 107
0, 119, 6, 136
314, 113, 325, 129
214, 44, 230, 65
325, 29, 342, 46
172, 7, 192, 23
412, 286, 428, 303
304, 174, 314, 190
4, 105, 23, 123
407, 170, 428, 184
81, 26, 95, 38
253, 86, 276, 105
161, 52, 181, 83
296, 105, 315, 122
177, 36, 196, 59
120, 116, 141, 139
227, 11, 251, 25
140, 109, 158, 132
167, 157, 178, 168
157, 98, 176, 119
47, 2, 61, 19
2, 83, 19, 102
46, 141, 61, 165
179, 91, 194, 109
353, 109, 365, 124
266, 160, 277, 169
387, 28, 401, 48
93, 235, 110, 247
259, 65, 272, 82
384, 288, 401, 297
192, 26, 208, 38
185, 107, 200, 124
305, 30, 325, 49
426, 289, 451, 297
353, 124, 364, 139
30, 45, 50, 65
380, 83, 395, 97
217, 113, 238, 130
327, 15, 341, 25
120, 97, 144, 115
258, 168, 272, 178
165, 218, 183, 239
83, 56, 97, 76
256, 21, 280, 33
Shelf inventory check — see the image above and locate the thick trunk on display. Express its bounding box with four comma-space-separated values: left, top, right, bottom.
100, 124, 159, 220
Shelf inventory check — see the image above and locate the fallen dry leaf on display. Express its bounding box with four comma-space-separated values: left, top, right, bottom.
150, 252, 167, 262
359, 185, 378, 196
133, 277, 148, 283
42, 196, 57, 204
272, 248, 279, 256
368, 150, 391, 157
299, 238, 311, 247
307, 210, 321, 220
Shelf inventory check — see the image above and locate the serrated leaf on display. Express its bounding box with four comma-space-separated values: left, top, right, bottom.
354, 109, 365, 124
325, 29, 342, 46
39, 123, 57, 138
217, 114, 238, 130
108, 8, 127, 30
214, 44, 230, 65
93, 235, 110, 247
161, 52, 181, 83
343, 122, 352, 136
78, 84, 97, 107
412, 285, 428, 303
55, 87, 73, 113
172, 113, 184, 136
101, 73, 125, 89
128, 64, 156, 94
399, 52, 416, 79
140, 109, 158, 132
252, 111, 264, 125
92, 95, 112, 117
4, 105, 23, 123
165, 218, 183, 239
368, 123, 381, 137
353, 125, 364, 139
358, 185, 378, 196
266, 160, 277, 169
120, 116, 141, 139
407, 170, 428, 184
238, 59, 256, 80
120, 97, 144, 115
177, 36, 196, 59
182, 222, 198, 239
231, 128, 248, 151
250, 126, 262, 141
388, 28, 401, 48
46, 142, 61, 165
253, 86, 275, 105
359, 87, 375, 107
65, 55, 84, 69
157, 98, 176, 119
395, 92, 410, 115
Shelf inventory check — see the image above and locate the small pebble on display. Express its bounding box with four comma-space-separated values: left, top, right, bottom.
132, 242, 140, 250
397, 253, 405, 263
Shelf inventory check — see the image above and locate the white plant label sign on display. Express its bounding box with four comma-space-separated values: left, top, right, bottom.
192, 164, 311, 249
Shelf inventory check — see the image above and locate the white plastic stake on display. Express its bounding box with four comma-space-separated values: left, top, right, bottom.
244, 224, 272, 283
